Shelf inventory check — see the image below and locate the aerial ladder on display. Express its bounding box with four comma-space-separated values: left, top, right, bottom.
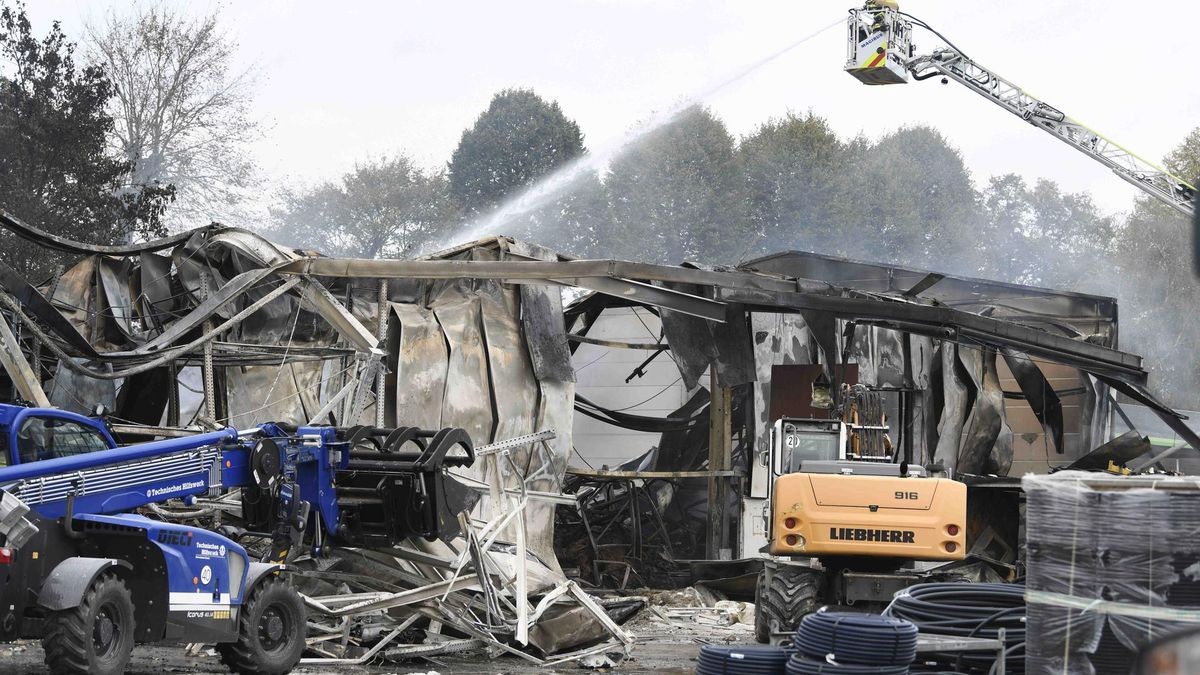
845, 1, 1196, 218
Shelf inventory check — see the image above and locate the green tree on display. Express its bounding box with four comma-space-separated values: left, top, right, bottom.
976, 174, 1034, 282
510, 167, 611, 258
738, 111, 847, 258
270, 155, 455, 259
448, 89, 585, 215
1025, 179, 1115, 288
975, 174, 1115, 288
446, 88, 609, 255
0, 2, 173, 279
832, 126, 979, 273
1164, 127, 1200, 183
605, 105, 746, 263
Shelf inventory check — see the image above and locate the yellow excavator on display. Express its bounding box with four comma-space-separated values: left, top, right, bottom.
754, 384, 965, 643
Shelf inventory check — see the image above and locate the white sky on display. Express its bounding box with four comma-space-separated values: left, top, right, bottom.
25, 1, 1199, 216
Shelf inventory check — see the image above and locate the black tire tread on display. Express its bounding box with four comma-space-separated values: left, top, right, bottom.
755, 566, 823, 644
217, 577, 304, 675
43, 573, 134, 675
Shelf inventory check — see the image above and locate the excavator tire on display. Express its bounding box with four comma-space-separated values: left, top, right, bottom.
43, 572, 136, 675
754, 564, 824, 645
217, 577, 305, 675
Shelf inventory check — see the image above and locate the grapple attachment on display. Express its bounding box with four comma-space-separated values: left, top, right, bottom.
335, 425, 475, 545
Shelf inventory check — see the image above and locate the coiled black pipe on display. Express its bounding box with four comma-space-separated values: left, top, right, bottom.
785, 653, 909, 675
696, 645, 791, 675
884, 583, 1025, 673
793, 611, 918, 666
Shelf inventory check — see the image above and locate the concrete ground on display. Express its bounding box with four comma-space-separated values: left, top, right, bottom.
3, 594, 745, 674
4, 639, 702, 674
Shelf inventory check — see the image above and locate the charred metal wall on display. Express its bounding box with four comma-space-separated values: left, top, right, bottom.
566, 251, 1123, 562
743, 250, 1117, 472
381, 241, 576, 570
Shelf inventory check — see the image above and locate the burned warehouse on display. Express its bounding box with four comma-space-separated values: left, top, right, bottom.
0, 196, 1195, 671
0, 2, 1198, 673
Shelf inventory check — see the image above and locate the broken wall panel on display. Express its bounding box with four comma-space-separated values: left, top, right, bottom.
138, 252, 176, 330
97, 257, 137, 342
40, 257, 103, 353
48, 358, 116, 414
660, 298, 754, 389
745, 311, 814, 555
435, 295, 497, 447
481, 290, 538, 446
479, 288, 540, 546
934, 345, 970, 470
388, 270, 571, 570
1001, 348, 1066, 454
659, 302, 715, 390
1003, 356, 1092, 474
906, 333, 936, 465
531, 375, 576, 576
389, 303, 448, 430
520, 284, 576, 384
483, 237, 577, 386
853, 326, 907, 389
956, 347, 1011, 475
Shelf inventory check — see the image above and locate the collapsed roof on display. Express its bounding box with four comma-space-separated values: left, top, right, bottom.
0, 205, 1191, 465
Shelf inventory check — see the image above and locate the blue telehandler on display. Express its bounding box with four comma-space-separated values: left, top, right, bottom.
0, 403, 474, 675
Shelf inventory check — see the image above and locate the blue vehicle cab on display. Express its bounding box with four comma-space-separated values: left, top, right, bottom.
0, 403, 116, 466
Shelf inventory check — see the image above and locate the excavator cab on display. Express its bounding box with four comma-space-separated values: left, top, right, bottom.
845, 2, 914, 85
776, 418, 842, 473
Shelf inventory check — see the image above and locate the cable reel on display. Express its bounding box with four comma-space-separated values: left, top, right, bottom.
250, 438, 282, 490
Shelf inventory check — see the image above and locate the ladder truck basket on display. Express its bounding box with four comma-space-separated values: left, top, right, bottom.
846, 4, 913, 85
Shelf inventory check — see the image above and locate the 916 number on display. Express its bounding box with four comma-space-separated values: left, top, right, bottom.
895, 491, 919, 500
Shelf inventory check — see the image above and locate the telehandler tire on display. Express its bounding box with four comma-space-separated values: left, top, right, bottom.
754, 564, 823, 644
43, 572, 136, 675
218, 577, 305, 675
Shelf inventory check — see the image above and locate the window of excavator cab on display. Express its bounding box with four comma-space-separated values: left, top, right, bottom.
16, 416, 110, 464
784, 429, 840, 472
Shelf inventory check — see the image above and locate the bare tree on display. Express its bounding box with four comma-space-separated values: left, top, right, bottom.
85, 4, 260, 228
